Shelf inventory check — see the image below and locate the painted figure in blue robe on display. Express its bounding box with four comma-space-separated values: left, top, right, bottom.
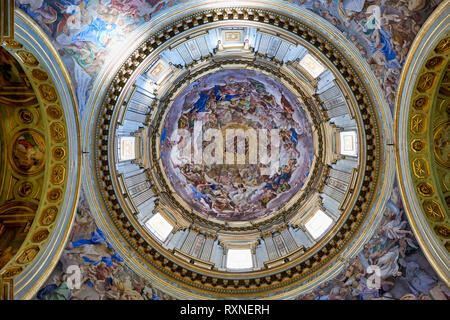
160, 127, 167, 143
264, 167, 291, 191
274, 171, 291, 186
72, 17, 117, 48
365, 26, 398, 68
152, 293, 161, 300
36, 282, 72, 300
70, 229, 124, 266
360, 10, 399, 68
71, 228, 112, 249
290, 128, 299, 145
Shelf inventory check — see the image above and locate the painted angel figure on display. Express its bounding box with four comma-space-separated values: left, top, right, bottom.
72, 17, 118, 48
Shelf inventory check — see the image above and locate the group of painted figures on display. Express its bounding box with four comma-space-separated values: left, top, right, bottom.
161, 70, 313, 221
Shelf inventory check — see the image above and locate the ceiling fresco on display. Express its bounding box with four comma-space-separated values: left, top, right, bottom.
35, 185, 450, 300
84, 1, 396, 297
35, 187, 173, 300
160, 69, 314, 221
0, 0, 447, 301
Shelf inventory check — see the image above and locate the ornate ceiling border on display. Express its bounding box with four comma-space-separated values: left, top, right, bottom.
395, 1, 450, 287
0, 9, 81, 300
83, 1, 394, 299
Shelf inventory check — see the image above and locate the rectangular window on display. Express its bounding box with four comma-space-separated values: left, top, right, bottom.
299, 54, 325, 78
119, 136, 136, 161
145, 213, 173, 242
340, 131, 357, 156
305, 209, 333, 240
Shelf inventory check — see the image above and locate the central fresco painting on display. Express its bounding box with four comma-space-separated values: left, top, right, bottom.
160, 69, 314, 221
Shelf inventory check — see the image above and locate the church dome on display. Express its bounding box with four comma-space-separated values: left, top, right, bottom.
82, 2, 393, 299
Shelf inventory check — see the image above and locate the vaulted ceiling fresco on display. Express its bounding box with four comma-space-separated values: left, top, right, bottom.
0, 0, 448, 300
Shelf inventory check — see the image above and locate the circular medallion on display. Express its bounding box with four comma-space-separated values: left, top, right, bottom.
16, 50, 39, 67
31, 69, 48, 81
40, 206, 58, 226
31, 229, 50, 243
39, 84, 57, 103
1, 266, 23, 278
52, 146, 66, 161
46, 105, 62, 119
47, 188, 62, 202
